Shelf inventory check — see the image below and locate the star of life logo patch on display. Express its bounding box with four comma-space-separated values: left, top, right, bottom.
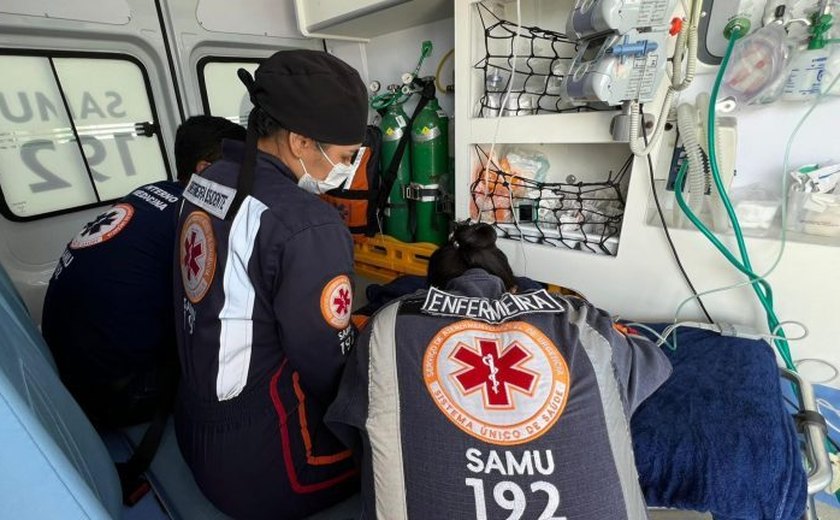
424, 320, 570, 446
180, 211, 216, 303
69, 203, 134, 249
321, 275, 353, 330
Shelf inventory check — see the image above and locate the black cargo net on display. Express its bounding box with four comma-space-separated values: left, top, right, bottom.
474, 2, 590, 116
470, 146, 632, 256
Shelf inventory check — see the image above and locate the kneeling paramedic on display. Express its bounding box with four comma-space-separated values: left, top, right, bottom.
327, 223, 673, 520
42, 116, 245, 427
173, 50, 366, 519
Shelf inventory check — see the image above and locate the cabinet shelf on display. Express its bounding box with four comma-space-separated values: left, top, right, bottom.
467, 110, 621, 145
293, 0, 453, 41
455, 0, 634, 265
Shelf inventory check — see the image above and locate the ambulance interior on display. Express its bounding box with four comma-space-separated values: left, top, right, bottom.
1, 0, 840, 518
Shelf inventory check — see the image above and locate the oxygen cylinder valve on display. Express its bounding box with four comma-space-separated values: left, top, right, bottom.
401, 40, 435, 87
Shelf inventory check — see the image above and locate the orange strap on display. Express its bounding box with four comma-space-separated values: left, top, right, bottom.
351, 314, 370, 330
291, 372, 352, 466
613, 323, 640, 338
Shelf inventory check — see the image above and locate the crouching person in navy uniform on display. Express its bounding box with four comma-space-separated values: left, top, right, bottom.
173, 50, 367, 519
42, 116, 245, 427
327, 223, 673, 520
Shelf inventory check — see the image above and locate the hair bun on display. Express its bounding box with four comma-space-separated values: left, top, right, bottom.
453, 223, 497, 252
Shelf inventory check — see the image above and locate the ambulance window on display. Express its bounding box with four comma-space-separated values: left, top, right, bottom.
198, 59, 262, 126
0, 52, 169, 220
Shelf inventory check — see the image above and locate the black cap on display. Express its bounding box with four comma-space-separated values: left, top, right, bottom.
226, 50, 368, 221
239, 50, 368, 145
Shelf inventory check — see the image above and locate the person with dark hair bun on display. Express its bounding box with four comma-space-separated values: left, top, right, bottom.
328, 222, 672, 520
427, 222, 517, 291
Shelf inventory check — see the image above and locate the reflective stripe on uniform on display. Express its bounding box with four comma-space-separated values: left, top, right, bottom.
365, 302, 409, 520
216, 196, 269, 401
570, 305, 650, 520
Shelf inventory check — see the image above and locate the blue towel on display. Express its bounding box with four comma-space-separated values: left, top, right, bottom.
631, 326, 807, 520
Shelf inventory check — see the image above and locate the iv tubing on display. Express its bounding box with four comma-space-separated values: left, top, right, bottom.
671, 71, 840, 339
706, 29, 795, 370
674, 158, 793, 370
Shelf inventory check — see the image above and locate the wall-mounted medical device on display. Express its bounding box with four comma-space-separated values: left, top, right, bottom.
699, 0, 827, 63
563, 0, 678, 106
567, 0, 679, 40
564, 30, 670, 105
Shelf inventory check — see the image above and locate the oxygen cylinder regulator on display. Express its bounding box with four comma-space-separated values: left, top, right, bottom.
369, 41, 453, 245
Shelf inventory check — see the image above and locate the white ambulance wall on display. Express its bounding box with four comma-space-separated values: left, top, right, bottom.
194, 0, 300, 38
0, 0, 182, 323
160, 0, 319, 119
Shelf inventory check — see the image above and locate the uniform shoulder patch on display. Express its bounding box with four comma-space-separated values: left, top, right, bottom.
180, 211, 217, 303
70, 203, 134, 249
321, 275, 353, 329
183, 174, 236, 220
423, 320, 570, 446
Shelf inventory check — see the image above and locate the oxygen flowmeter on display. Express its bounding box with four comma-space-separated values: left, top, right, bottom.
564, 0, 677, 105
564, 30, 670, 105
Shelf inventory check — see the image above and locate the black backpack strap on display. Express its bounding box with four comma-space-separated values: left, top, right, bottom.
328, 189, 374, 201
116, 356, 179, 505
322, 125, 384, 237
375, 81, 437, 226
227, 68, 261, 221
227, 114, 259, 221
364, 126, 383, 236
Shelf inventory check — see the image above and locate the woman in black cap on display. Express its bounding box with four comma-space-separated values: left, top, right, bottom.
172, 50, 367, 519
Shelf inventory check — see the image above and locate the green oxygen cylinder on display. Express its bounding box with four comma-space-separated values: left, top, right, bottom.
380, 104, 413, 242
410, 97, 450, 245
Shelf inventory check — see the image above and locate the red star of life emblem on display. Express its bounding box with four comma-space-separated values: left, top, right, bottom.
451, 338, 538, 408
333, 288, 351, 316
183, 231, 204, 281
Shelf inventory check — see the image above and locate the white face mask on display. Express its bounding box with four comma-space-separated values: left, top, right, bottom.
297, 144, 356, 195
